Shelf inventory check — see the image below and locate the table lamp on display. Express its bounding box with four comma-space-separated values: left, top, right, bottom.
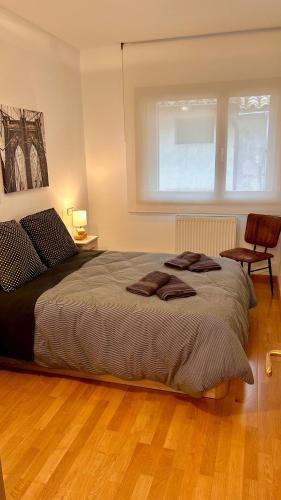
73, 210, 87, 240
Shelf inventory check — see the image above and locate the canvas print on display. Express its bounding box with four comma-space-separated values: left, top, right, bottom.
0, 105, 49, 193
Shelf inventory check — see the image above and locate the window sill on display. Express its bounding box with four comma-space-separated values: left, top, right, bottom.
128, 201, 281, 216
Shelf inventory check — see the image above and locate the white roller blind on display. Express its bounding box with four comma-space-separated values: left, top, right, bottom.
158, 98, 217, 193
123, 30, 281, 213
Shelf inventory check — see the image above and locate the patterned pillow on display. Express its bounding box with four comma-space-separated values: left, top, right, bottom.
20, 208, 78, 267
0, 220, 47, 292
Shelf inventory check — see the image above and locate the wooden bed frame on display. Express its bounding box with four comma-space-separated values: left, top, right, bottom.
0, 356, 229, 399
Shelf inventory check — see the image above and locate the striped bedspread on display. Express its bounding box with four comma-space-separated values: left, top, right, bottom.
34, 251, 256, 397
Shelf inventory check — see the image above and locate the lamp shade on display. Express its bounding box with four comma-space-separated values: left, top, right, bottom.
73, 210, 87, 228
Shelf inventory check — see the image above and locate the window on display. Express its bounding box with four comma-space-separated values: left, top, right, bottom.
158, 98, 217, 193
135, 87, 280, 209
123, 29, 281, 213
226, 95, 272, 193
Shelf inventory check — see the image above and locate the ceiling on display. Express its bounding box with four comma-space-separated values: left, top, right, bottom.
1, 0, 281, 49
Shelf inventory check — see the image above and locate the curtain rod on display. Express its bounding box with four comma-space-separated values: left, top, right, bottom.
121, 25, 281, 49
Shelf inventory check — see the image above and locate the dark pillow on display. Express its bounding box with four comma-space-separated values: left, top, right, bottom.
20, 208, 78, 267
0, 220, 47, 292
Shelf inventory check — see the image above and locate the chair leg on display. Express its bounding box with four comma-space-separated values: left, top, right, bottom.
248, 263, 251, 275
265, 350, 281, 376
268, 258, 273, 295
240, 261, 244, 268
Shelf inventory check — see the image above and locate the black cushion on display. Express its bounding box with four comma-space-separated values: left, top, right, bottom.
0, 220, 47, 292
20, 208, 78, 267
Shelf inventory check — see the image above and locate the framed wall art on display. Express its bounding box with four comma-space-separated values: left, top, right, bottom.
0, 105, 49, 193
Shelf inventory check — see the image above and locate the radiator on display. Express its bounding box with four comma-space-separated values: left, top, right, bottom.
175, 216, 237, 256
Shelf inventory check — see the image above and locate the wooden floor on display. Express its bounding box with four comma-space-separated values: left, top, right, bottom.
0, 280, 281, 499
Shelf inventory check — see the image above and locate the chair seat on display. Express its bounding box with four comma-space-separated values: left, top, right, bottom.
220, 247, 273, 263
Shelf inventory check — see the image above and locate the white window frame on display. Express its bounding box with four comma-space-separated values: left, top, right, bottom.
128, 79, 281, 214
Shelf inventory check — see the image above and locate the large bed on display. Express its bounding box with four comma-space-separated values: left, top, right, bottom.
0, 249, 256, 399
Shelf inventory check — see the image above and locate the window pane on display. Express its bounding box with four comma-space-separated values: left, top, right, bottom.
226, 95, 271, 192
158, 98, 217, 192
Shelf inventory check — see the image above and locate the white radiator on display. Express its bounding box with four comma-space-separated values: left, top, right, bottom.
175, 216, 237, 256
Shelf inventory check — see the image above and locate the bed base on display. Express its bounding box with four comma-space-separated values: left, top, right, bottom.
0, 356, 229, 400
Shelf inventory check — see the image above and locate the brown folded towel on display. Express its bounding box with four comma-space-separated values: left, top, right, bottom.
126, 271, 171, 296
188, 254, 221, 272
164, 251, 201, 270
157, 275, 196, 301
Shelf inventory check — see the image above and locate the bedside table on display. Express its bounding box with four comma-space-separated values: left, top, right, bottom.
75, 235, 99, 251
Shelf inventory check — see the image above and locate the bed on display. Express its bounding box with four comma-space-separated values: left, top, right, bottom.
0, 249, 255, 399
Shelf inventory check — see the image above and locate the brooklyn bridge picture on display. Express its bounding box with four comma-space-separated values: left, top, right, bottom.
0, 105, 49, 193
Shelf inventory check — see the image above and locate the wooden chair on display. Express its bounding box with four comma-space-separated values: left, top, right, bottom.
220, 213, 281, 295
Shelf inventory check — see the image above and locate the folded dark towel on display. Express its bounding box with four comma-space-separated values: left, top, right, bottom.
126, 271, 170, 296
157, 275, 196, 301
188, 254, 221, 272
164, 251, 201, 270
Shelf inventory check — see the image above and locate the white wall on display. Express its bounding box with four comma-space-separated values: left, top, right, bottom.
81, 44, 280, 274
81, 45, 175, 253
0, 8, 88, 222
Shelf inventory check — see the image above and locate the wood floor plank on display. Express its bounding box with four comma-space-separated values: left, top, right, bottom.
0, 280, 281, 499
130, 473, 153, 500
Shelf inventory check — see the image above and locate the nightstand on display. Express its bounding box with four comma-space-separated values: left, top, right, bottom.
75, 235, 99, 251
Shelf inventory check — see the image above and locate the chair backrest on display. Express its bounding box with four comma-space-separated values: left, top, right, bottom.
245, 213, 281, 248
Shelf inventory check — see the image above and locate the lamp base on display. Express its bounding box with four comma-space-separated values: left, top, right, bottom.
73, 228, 87, 241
